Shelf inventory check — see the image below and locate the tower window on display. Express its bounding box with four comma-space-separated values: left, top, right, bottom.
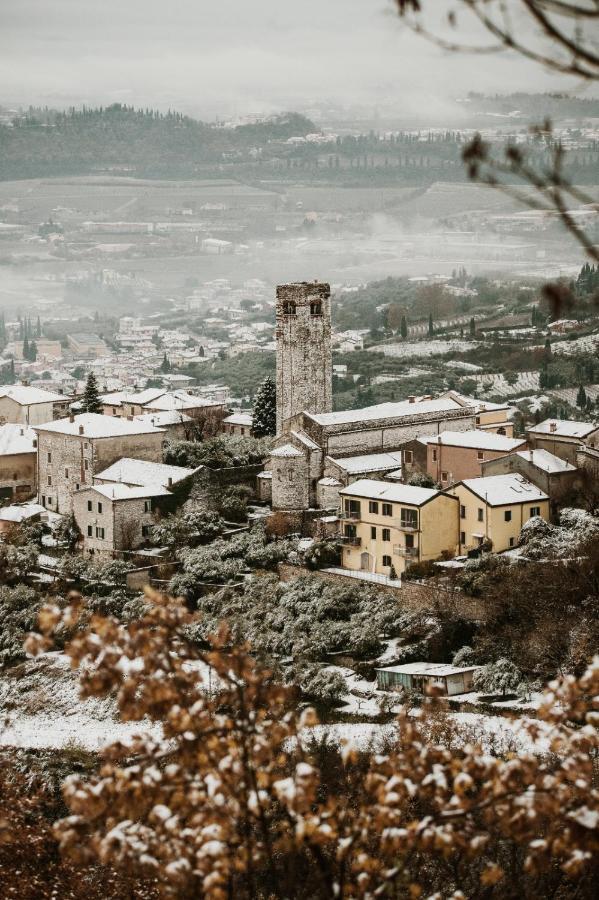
282, 300, 296, 316
310, 301, 322, 316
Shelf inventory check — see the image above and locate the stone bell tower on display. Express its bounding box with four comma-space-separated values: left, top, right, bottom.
275, 281, 332, 434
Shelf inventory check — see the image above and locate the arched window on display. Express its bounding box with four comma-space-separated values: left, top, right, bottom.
282, 300, 296, 316
310, 301, 322, 316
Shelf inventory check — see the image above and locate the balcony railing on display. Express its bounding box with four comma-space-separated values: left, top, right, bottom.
399, 521, 419, 531
342, 536, 362, 547
393, 545, 418, 558
341, 511, 361, 522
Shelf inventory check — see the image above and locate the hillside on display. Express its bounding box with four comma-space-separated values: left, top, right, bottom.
0, 105, 316, 180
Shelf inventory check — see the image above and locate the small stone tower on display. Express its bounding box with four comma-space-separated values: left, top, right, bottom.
275, 281, 332, 434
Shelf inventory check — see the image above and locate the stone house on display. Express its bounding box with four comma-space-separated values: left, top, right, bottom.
73, 483, 170, 557
447, 473, 550, 554
0, 423, 38, 502
439, 391, 513, 436
0, 385, 70, 425
222, 412, 253, 436
338, 479, 460, 578
481, 448, 578, 520
526, 419, 599, 465
34, 414, 165, 514
133, 410, 193, 441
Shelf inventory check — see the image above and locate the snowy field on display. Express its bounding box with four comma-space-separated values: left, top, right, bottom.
465, 371, 540, 398
551, 332, 599, 355
370, 339, 479, 359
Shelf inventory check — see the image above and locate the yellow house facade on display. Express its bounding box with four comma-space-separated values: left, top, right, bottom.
339, 479, 459, 577
448, 474, 550, 553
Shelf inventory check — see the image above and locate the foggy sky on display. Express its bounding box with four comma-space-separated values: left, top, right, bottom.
0, 0, 589, 119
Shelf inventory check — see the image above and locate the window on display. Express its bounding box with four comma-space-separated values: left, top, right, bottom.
288, 470, 294, 481
282, 300, 296, 315
87, 525, 92, 537
400, 508, 418, 529
432, 449, 438, 462
310, 301, 322, 316
47, 475, 52, 486
504, 510, 512, 522
64, 468, 69, 479
477, 508, 484, 522
87, 500, 92, 511
95, 527, 105, 539
142, 525, 151, 538
47, 496, 52, 505
460, 531, 466, 544
112, 407, 117, 415
530, 506, 540, 517
344, 524, 357, 539
41, 495, 45, 506
475, 416, 481, 425
382, 528, 391, 542
509, 537, 515, 547
84, 460, 89, 471
382, 555, 392, 567
477, 451, 484, 460
404, 450, 413, 463
47, 452, 52, 463
370, 526, 376, 539
368, 501, 379, 514
441, 471, 448, 482
144, 500, 151, 513
344, 499, 361, 519
75, 483, 79, 491
97, 502, 103, 514
405, 533, 414, 549
382, 503, 393, 517
460, 504, 466, 519
12, 472, 16, 481
240, 428, 245, 436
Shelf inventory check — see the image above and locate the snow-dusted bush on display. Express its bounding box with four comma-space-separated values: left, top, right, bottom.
519, 507, 599, 559
473, 658, 522, 697
299, 665, 347, 704
304, 539, 340, 570
0, 585, 42, 665
152, 509, 225, 548
452, 645, 476, 667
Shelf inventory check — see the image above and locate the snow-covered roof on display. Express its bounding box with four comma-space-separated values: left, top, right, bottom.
515, 448, 576, 473
328, 450, 403, 474
318, 477, 342, 486
0, 385, 66, 405
457, 473, 548, 506
443, 390, 508, 412
290, 430, 320, 450
257, 470, 272, 479
308, 397, 467, 428
527, 418, 597, 439
0, 502, 44, 523
427, 430, 525, 451
134, 410, 193, 427
224, 412, 253, 427
100, 391, 128, 406
376, 662, 479, 677
94, 457, 199, 489
339, 478, 442, 507
34, 413, 164, 438
0, 423, 37, 456
270, 443, 304, 458
145, 390, 221, 412
84, 483, 171, 501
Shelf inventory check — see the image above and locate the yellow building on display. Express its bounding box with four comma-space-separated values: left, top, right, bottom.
339, 479, 459, 577
441, 391, 513, 436
448, 474, 550, 554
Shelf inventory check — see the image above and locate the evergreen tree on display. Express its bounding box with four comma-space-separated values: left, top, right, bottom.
29, 340, 37, 362
428, 313, 434, 338
251, 376, 276, 437
22, 337, 29, 360
160, 352, 171, 373
82, 372, 102, 414
400, 315, 408, 339
469, 316, 475, 337
9, 359, 14, 380
576, 384, 587, 410
36, 315, 42, 338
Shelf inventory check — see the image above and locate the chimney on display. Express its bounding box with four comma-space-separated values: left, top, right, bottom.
549, 421, 557, 433
167, 477, 173, 488
408, 396, 416, 404
529, 448, 533, 461
78, 425, 84, 435
19, 427, 23, 436
127, 415, 133, 421
69, 413, 75, 423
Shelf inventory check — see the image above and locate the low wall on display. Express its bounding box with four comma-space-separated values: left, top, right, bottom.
277, 563, 487, 622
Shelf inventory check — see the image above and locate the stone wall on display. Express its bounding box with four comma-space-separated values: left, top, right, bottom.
271, 452, 310, 510
0, 450, 36, 500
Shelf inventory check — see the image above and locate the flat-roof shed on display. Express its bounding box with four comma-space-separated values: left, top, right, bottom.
376, 662, 480, 696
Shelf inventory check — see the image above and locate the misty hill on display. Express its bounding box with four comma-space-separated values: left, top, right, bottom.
0, 105, 316, 180
465, 92, 599, 123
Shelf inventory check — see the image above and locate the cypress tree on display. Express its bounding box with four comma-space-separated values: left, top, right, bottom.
251, 376, 276, 437
576, 384, 587, 410
428, 313, 434, 338
400, 315, 408, 339
82, 372, 102, 414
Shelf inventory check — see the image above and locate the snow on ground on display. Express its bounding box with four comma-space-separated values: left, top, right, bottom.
0, 652, 161, 751
552, 332, 599, 356
465, 371, 540, 398
370, 339, 479, 359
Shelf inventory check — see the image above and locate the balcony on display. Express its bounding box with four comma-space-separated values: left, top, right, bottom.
399, 520, 419, 532
393, 545, 418, 558
342, 536, 362, 547
341, 511, 361, 523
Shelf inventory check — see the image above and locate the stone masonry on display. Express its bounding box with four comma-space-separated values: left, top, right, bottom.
275, 281, 332, 434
